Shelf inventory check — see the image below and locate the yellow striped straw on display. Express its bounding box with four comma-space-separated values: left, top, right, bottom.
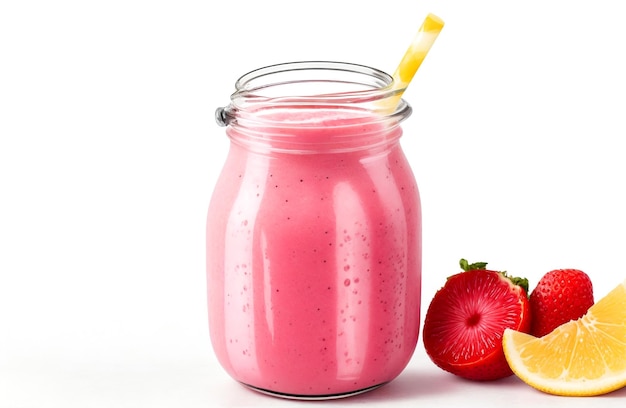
385, 13, 444, 111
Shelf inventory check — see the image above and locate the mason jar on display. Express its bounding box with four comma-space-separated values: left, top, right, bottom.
208, 61, 421, 399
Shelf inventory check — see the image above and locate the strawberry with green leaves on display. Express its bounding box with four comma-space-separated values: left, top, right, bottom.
423, 259, 531, 381
529, 269, 594, 337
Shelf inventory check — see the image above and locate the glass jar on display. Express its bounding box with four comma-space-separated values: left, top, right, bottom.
208, 61, 421, 399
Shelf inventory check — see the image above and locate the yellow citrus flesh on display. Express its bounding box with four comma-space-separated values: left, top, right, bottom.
503, 278, 626, 396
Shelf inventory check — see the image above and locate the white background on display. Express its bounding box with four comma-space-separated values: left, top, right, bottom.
1, 0, 626, 406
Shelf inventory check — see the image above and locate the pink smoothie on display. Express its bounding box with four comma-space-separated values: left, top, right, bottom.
207, 109, 421, 397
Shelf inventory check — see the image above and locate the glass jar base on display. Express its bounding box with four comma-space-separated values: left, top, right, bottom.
241, 382, 386, 400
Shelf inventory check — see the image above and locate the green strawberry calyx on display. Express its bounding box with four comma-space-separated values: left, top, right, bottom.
459, 258, 529, 295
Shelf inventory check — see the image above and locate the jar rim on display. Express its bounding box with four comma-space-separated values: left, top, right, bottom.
235, 61, 395, 99
216, 61, 411, 127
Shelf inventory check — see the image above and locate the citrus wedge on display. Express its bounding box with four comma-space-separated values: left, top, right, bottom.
503, 278, 626, 396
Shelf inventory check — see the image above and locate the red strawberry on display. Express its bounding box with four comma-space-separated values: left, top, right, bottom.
423, 259, 531, 381
529, 269, 594, 337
